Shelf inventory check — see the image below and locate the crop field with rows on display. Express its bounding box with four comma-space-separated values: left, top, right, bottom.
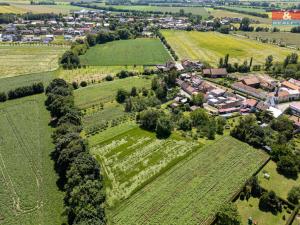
110, 136, 268, 224
0, 95, 64, 225
79, 38, 172, 66
0, 45, 66, 78
161, 30, 295, 66
90, 127, 202, 207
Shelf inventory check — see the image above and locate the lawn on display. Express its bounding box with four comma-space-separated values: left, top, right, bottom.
109, 135, 268, 224
0, 45, 66, 78
79, 38, 172, 66
257, 160, 300, 201
90, 126, 203, 207
161, 30, 295, 66
74, 76, 152, 109
58, 65, 148, 83
236, 197, 290, 225
0, 70, 56, 93
0, 95, 65, 224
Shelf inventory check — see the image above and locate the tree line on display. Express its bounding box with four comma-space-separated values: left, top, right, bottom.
156, 31, 179, 60
0, 82, 44, 102
45, 79, 106, 225
231, 114, 300, 179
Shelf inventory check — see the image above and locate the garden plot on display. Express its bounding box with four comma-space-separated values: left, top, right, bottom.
110, 136, 268, 224
90, 127, 202, 207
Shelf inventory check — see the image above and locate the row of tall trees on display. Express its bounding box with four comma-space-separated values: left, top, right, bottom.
0, 82, 44, 102
219, 54, 251, 73
45, 79, 106, 224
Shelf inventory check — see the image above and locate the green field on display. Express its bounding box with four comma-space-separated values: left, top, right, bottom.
161, 30, 295, 66
0, 71, 56, 93
0, 5, 25, 13
234, 31, 300, 49
91, 126, 202, 207
236, 197, 290, 225
0, 95, 64, 224
257, 160, 300, 201
0, 45, 66, 78
100, 4, 209, 17
109, 135, 268, 224
74, 76, 152, 109
79, 38, 172, 66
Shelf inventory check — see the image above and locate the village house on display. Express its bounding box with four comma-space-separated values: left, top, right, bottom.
203, 68, 228, 78
232, 82, 267, 100
289, 102, 300, 116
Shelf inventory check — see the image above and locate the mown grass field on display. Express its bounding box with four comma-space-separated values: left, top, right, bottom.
0, 95, 65, 224
234, 31, 300, 49
236, 197, 290, 225
74, 76, 152, 108
161, 30, 295, 66
257, 160, 300, 201
90, 126, 202, 207
58, 65, 148, 83
0, 71, 56, 93
0, 45, 66, 78
110, 135, 268, 224
79, 38, 172, 66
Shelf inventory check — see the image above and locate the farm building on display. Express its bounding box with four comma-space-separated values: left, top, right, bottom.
289, 102, 300, 116
203, 68, 227, 78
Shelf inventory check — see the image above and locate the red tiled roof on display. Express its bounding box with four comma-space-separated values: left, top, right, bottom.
281, 81, 299, 91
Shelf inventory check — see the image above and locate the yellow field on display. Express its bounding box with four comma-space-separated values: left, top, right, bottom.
0, 45, 67, 78
162, 30, 296, 66
58, 65, 147, 83
0, 5, 25, 13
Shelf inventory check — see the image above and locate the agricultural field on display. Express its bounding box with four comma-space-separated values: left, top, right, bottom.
6, 2, 85, 14
74, 76, 152, 108
0, 95, 65, 224
91, 126, 202, 207
94, 3, 209, 17
236, 197, 291, 225
0, 71, 56, 93
257, 160, 300, 201
233, 31, 300, 49
220, 6, 267, 13
109, 136, 268, 224
58, 65, 147, 83
79, 38, 172, 66
161, 30, 296, 66
0, 5, 25, 13
207, 8, 272, 24
0, 45, 66, 78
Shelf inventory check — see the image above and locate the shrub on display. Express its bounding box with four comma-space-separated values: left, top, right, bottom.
80, 81, 87, 87
105, 75, 114, 81
0, 92, 7, 102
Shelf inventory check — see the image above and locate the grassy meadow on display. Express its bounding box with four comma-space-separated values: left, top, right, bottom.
0, 45, 66, 78
0, 71, 56, 93
74, 76, 152, 108
161, 30, 296, 66
79, 38, 172, 66
257, 160, 300, 201
0, 95, 64, 224
109, 136, 268, 224
236, 197, 290, 225
0, 5, 25, 13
